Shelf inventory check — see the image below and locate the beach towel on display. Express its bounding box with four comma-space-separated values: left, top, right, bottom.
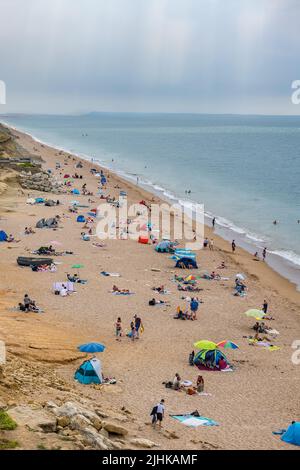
100, 271, 121, 277
171, 414, 218, 427
112, 291, 135, 296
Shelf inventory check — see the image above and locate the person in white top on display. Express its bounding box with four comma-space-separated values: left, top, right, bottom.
151, 399, 165, 428
60, 285, 68, 297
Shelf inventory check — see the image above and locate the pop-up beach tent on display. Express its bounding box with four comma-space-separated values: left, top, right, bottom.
281, 422, 300, 446
77, 215, 86, 223
0, 230, 8, 242
175, 257, 198, 269
74, 358, 103, 385
193, 348, 229, 371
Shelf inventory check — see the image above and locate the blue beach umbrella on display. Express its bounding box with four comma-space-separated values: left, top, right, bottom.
78, 342, 106, 353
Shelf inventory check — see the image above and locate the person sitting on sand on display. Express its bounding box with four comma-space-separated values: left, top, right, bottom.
18, 302, 26, 312
152, 285, 165, 293
25, 227, 35, 235
7, 234, 16, 243
196, 375, 204, 393
218, 358, 228, 370
112, 285, 129, 293
172, 373, 182, 390
210, 271, 221, 280
29, 300, 39, 312
60, 285, 68, 297
217, 261, 227, 269
174, 307, 188, 320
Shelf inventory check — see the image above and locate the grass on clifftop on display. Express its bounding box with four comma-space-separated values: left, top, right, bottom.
0, 439, 19, 449
0, 410, 18, 431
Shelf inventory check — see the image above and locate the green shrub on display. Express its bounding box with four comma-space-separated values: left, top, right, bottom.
0, 439, 19, 449
0, 410, 18, 430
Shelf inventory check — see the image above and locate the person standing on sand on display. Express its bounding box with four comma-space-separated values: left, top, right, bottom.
262, 247, 267, 261
262, 300, 268, 314
133, 314, 143, 339
209, 239, 214, 251
212, 217, 216, 228
151, 399, 165, 428
190, 297, 199, 320
115, 317, 122, 341
232, 240, 236, 253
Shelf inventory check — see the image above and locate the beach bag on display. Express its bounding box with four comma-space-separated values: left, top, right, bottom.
150, 406, 158, 416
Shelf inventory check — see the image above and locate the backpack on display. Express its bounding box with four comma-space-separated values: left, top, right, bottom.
150, 406, 158, 416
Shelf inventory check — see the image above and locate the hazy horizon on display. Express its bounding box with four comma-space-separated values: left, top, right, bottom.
1, 0, 300, 115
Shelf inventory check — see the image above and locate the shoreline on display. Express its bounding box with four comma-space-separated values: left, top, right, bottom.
1, 122, 300, 450
2, 121, 300, 303
1, 119, 299, 292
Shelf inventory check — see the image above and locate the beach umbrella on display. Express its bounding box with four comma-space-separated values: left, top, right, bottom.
244, 309, 265, 319
78, 342, 106, 353
236, 273, 246, 281
185, 275, 196, 282
193, 340, 217, 350
70, 201, 79, 206
217, 340, 239, 350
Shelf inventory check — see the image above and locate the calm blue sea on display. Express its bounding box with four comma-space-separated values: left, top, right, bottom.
2, 113, 300, 287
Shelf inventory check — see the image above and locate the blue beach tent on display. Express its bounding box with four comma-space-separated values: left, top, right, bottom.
72, 189, 80, 195
74, 359, 102, 385
0, 230, 8, 242
281, 422, 300, 446
77, 215, 86, 223
175, 257, 198, 269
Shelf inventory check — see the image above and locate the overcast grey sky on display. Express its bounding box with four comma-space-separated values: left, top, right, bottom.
0, 0, 300, 114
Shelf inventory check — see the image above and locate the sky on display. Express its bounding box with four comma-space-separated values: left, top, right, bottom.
0, 0, 300, 115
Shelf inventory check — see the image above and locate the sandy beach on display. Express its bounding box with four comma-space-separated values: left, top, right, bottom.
1, 124, 300, 450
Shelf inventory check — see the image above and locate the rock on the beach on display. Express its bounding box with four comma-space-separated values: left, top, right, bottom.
69, 414, 91, 432
101, 421, 128, 436
9, 405, 57, 433
57, 416, 71, 428
129, 438, 158, 448
81, 428, 112, 450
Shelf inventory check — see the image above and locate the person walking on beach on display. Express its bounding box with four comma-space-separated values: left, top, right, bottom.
190, 297, 199, 320
212, 217, 216, 228
151, 399, 165, 429
133, 314, 143, 339
209, 238, 214, 251
262, 247, 267, 261
115, 317, 122, 341
262, 300, 268, 314
232, 240, 236, 253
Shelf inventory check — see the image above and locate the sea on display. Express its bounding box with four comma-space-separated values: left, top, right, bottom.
1, 112, 300, 289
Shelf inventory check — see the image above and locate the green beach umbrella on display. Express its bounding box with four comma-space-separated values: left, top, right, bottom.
193, 340, 217, 350
244, 309, 265, 319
